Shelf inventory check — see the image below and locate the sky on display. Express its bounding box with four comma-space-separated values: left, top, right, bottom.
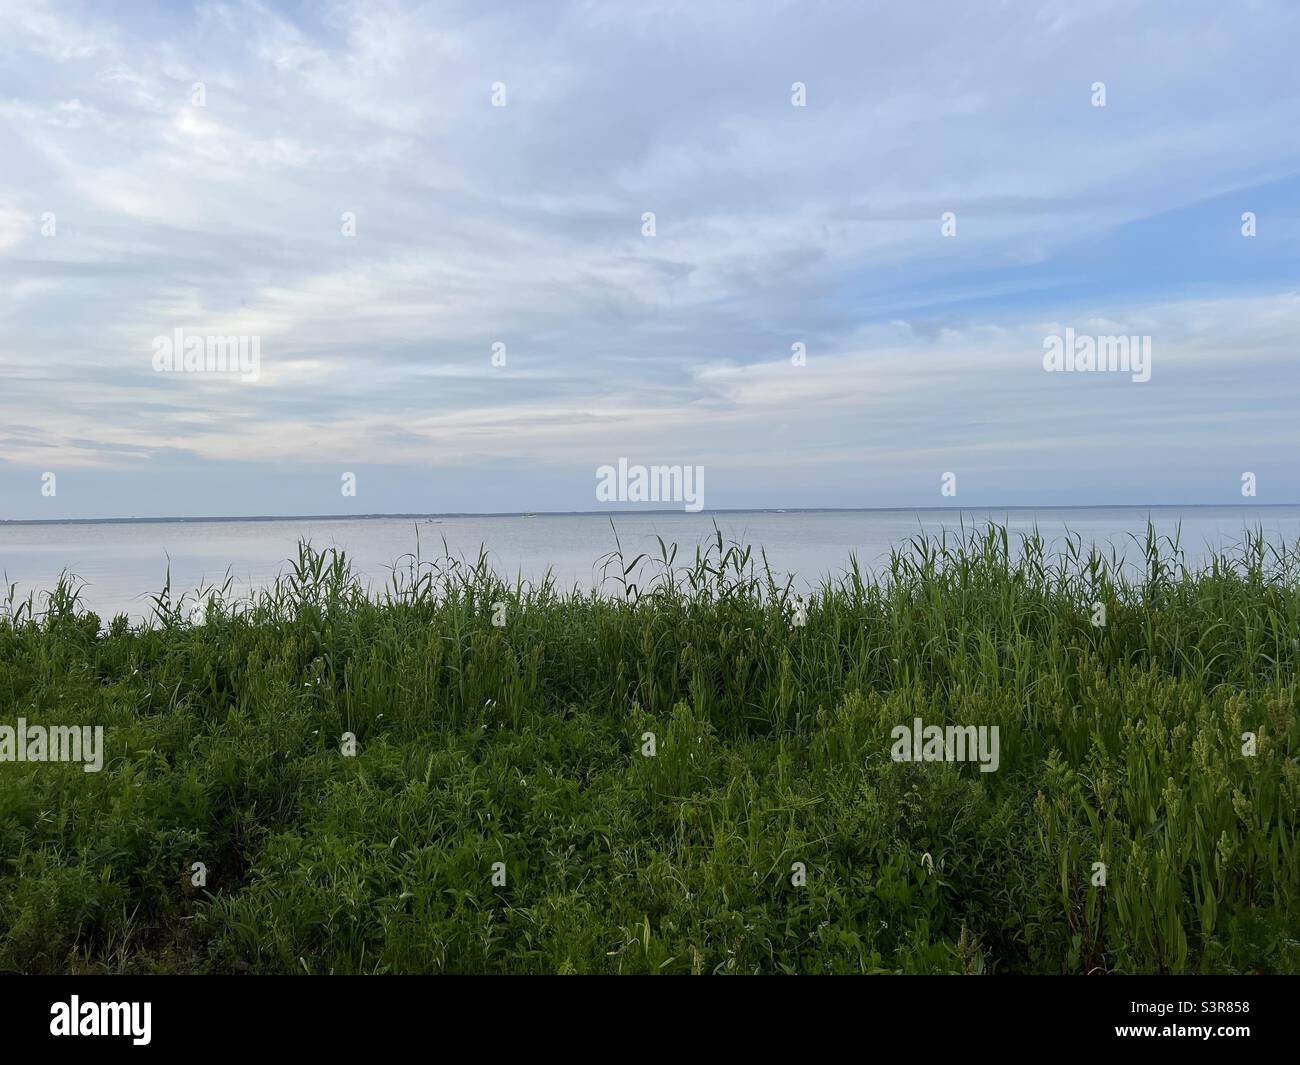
2, 0, 1299, 520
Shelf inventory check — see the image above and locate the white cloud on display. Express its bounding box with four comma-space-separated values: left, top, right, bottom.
2, 0, 1299, 516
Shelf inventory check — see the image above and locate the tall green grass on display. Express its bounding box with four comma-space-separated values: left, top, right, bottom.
0, 522, 1296, 973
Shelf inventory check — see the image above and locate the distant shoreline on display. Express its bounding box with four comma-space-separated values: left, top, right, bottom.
3, 503, 1299, 528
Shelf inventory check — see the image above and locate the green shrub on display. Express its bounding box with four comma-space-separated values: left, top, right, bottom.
0, 523, 1296, 973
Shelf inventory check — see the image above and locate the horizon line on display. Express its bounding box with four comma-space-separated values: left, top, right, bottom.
3, 502, 1299, 527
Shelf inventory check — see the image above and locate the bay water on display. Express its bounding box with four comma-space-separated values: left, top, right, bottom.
2, 506, 1297, 622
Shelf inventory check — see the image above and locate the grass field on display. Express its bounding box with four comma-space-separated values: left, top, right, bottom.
1, 522, 1297, 974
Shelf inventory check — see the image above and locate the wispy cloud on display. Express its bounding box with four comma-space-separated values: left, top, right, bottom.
2, 0, 1300, 517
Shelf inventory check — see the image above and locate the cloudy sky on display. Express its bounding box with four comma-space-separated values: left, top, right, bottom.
2, 0, 1299, 520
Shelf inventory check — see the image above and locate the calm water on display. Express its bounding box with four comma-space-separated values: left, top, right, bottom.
1, 507, 1298, 622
